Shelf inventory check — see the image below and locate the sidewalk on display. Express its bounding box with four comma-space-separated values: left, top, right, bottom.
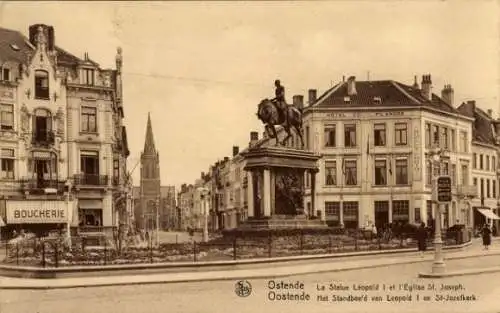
1, 239, 499, 290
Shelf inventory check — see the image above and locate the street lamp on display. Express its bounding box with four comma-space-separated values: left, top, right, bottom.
64, 180, 72, 251
430, 146, 446, 274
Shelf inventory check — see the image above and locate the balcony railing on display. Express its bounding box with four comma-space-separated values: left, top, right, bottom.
457, 185, 478, 198
19, 179, 67, 195
73, 174, 109, 186
31, 131, 55, 146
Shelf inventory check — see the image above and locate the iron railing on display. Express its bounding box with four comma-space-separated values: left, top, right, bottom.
73, 174, 109, 186
31, 131, 55, 146
19, 179, 67, 195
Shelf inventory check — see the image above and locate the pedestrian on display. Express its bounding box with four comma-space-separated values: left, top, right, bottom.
371, 223, 377, 240
481, 224, 492, 250
416, 222, 427, 257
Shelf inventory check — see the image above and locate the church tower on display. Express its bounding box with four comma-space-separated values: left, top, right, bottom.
139, 113, 161, 231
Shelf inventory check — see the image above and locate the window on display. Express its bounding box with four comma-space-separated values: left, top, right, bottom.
0, 104, 13, 130
374, 159, 387, 185
343, 201, 359, 229
344, 124, 356, 147
414, 208, 421, 223
392, 200, 409, 223
461, 165, 469, 186
325, 201, 340, 226
480, 178, 485, 199
473, 177, 477, 186
487, 179, 491, 198
426, 161, 432, 185
344, 160, 357, 186
493, 156, 496, 172
441, 161, 449, 176
2, 68, 10, 81
480, 155, 484, 170
33, 108, 53, 144
374, 123, 386, 146
493, 180, 497, 199
304, 172, 310, 188
395, 159, 408, 185
81, 106, 97, 132
432, 125, 439, 146
459, 131, 468, 152
441, 127, 448, 149
394, 123, 408, 146
486, 156, 490, 171
451, 164, 457, 185
113, 159, 119, 182
1, 148, 14, 179
82, 68, 95, 85
80, 151, 99, 175
34, 70, 49, 99
473, 153, 477, 169
425, 123, 431, 148
450, 129, 456, 151
325, 161, 337, 186
324, 125, 336, 147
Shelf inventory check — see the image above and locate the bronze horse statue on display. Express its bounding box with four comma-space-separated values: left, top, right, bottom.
256, 98, 304, 147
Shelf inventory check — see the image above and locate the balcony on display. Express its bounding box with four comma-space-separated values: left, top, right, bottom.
73, 174, 109, 187
31, 131, 55, 147
19, 179, 66, 195
457, 185, 478, 199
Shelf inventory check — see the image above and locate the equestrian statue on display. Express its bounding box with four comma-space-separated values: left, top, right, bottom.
256, 79, 304, 147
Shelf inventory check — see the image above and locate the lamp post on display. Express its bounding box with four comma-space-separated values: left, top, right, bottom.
156, 196, 160, 247
65, 180, 72, 251
430, 147, 446, 274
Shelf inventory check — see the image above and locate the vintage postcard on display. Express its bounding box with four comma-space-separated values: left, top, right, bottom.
0, 1, 499, 312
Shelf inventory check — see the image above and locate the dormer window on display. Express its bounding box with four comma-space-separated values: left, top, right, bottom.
34, 70, 49, 100
81, 68, 95, 86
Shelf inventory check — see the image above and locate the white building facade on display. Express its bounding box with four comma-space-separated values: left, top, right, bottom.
302, 76, 476, 230
0, 24, 129, 240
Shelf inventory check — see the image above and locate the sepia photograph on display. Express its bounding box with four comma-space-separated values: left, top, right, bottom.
0, 1, 499, 312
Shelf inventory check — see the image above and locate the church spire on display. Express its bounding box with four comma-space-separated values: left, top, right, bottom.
143, 112, 156, 155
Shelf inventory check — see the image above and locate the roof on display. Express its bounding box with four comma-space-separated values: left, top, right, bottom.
457, 101, 497, 145
0, 26, 98, 67
312, 79, 460, 115
143, 113, 157, 155
0, 27, 33, 64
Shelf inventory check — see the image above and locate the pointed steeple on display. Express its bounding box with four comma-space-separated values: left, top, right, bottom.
143, 112, 156, 155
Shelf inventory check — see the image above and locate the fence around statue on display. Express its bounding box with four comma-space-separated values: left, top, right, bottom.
1, 228, 467, 268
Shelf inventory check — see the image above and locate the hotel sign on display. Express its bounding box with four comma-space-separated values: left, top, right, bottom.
324, 111, 405, 119
6, 200, 68, 224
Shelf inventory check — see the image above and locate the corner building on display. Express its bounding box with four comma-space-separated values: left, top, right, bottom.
302, 75, 475, 229
0, 24, 129, 240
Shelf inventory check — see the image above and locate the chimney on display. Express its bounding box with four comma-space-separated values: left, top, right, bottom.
293, 95, 304, 110
412, 75, 419, 89
441, 84, 454, 106
466, 100, 476, 116
347, 76, 357, 96
232, 146, 239, 156
249, 131, 259, 147
307, 89, 317, 105
487, 109, 493, 118
421, 74, 432, 101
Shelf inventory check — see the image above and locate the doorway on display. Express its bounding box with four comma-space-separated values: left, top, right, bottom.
374, 201, 390, 230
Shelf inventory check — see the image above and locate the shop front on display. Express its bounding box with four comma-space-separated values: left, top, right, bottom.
4, 200, 72, 238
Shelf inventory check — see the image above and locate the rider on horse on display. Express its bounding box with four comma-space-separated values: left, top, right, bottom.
271, 79, 288, 126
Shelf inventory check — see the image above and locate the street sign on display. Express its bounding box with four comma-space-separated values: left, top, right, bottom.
437, 176, 452, 203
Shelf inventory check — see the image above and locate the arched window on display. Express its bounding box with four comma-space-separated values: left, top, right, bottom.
35, 70, 49, 99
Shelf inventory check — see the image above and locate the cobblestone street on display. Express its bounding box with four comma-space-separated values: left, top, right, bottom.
1, 254, 499, 313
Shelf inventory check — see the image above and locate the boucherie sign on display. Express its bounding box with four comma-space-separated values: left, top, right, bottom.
6, 200, 68, 224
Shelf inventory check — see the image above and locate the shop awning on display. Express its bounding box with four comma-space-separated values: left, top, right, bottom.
477, 208, 500, 220
78, 199, 102, 209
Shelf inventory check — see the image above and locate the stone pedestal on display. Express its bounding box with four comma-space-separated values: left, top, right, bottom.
233, 146, 327, 232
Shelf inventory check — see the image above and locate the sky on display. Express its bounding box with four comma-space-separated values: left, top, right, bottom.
1, 1, 499, 191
